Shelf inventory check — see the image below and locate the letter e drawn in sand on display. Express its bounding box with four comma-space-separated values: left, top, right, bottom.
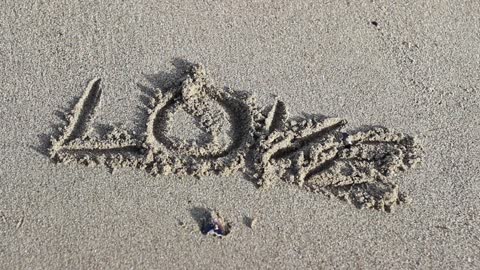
48, 61, 423, 212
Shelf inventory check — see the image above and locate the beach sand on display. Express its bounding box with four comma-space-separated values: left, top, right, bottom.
1, 1, 479, 269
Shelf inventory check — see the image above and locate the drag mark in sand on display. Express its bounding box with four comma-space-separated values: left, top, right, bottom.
48, 62, 423, 212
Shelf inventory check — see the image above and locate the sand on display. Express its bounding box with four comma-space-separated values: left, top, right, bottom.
1, 0, 479, 269
50, 62, 422, 212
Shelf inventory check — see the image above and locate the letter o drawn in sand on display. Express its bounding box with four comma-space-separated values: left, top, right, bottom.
144, 64, 255, 176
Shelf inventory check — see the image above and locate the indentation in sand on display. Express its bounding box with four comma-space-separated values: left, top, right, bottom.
48, 62, 423, 212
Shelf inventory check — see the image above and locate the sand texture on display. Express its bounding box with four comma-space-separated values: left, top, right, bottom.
1, 0, 479, 269
50, 62, 422, 212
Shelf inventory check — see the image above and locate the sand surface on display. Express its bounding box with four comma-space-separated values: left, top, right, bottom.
1, 1, 479, 269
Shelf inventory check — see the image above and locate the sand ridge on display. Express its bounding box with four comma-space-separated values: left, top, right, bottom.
49, 62, 423, 212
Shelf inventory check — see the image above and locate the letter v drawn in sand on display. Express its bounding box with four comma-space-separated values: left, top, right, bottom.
48, 62, 423, 212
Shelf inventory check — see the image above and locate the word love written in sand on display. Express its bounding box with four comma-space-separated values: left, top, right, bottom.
49, 63, 422, 212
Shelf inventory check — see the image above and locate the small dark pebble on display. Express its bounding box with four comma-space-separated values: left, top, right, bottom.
201, 211, 232, 238
243, 216, 257, 229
